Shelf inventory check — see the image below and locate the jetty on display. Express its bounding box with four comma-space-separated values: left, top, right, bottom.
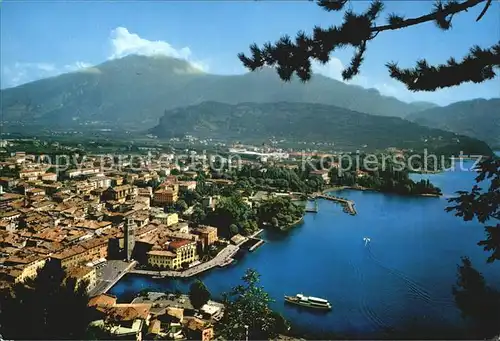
305, 199, 319, 213
248, 239, 265, 252
311, 193, 357, 215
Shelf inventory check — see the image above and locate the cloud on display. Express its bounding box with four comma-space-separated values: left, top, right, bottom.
1, 61, 93, 89
64, 61, 93, 72
109, 27, 208, 72
2, 26, 208, 88
311, 58, 344, 81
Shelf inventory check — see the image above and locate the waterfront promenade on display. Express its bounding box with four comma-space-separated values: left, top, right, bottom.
90, 260, 137, 296
130, 244, 239, 278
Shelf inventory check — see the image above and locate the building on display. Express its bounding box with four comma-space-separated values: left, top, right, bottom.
125, 218, 136, 261
51, 245, 88, 268
151, 212, 178, 227
2, 254, 48, 283
146, 239, 197, 270
146, 250, 177, 269
183, 317, 214, 341
310, 169, 330, 184
19, 169, 45, 180
66, 266, 97, 292
194, 226, 218, 248
153, 185, 178, 205
89, 303, 152, 341
104, 185, 137, 202
41, 172, 58, 182
88, 175, 112, 189
178, 181, 197, 191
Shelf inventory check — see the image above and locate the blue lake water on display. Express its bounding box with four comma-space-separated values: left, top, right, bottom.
109, 158, 500, 338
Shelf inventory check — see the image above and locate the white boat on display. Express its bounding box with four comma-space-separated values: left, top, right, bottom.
284, 293, 332, 310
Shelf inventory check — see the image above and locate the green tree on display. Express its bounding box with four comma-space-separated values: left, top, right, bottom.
447, 158, 500, 262
207, 195, 256, 237
219, 269, 289, 340
229, 223, 239, 236
191, 206, 207, 225
0, 259, 91, 340
176, 199, 188, 212
189, 279, 211, 310
452, 257, 500, 338
238, 0, 498, 91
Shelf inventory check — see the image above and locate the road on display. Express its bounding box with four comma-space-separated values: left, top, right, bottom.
89, 260, 136, 296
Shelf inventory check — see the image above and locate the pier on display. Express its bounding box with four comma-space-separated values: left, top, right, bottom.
312, 194, 357, 215
305, 199, 319, 213
248, 239, 265, 252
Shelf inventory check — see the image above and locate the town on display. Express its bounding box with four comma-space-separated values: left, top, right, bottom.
0, 137, 346, 340
0, 137, 448, 340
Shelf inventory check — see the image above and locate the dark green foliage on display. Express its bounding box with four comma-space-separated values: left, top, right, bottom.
175, 199, 188, 212
191, 206, 207, 225
239, 0, 499, 91
331, 167, 442, 196
407, 98, 500, 147
257, 197, 304, 229
206, 195, 258, 237
189, 279, 211, 310
219, 269, 290, 340
452, 257, 500, 338
0, 259, 91, 340
447, 157, 500, 262
150, 102, 493, 155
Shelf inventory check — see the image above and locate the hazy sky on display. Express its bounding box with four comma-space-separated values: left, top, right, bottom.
1, 0, 499, 105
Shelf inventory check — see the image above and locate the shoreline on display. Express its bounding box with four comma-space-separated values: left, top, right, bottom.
281, 216, 305, 231
322, 186, 441, 198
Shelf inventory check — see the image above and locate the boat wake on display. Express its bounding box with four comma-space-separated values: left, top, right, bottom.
350, 260, 392, 330
365, 245, 455, 307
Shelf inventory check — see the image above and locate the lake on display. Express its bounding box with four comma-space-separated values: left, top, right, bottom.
109, 158, 500, 338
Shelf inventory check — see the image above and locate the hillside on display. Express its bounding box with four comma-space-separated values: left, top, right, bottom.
406, 98, 500, 147
150, 101, 493, 155
1, 55, 434, 129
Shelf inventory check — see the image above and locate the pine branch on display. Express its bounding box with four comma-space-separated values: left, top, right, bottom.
317, 0, 349, 12
476, 0, 492, 21
387, 42, 500, 91
238, 0, 494, 90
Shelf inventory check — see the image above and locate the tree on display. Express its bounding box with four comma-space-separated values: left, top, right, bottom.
238, 0, 499, 92
229, 223, 239, 236
219, 269, 289, 340
452, 257, 500, 338
0, 259, 91, 340
191, 206, 207, 225
189, 279, 211, 310
207, 195, 256, 237
176, 199, 188, 212
447, 158, 500, 262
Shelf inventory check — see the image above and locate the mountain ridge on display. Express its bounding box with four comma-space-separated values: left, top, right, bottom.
406, 98, 500, 147
150, 101, 493, 156
1, 54, 437, 129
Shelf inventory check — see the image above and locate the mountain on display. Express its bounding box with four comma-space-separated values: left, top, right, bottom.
150, 101, 493, 156
1, 55, 435, 129
407, 98, 500, 147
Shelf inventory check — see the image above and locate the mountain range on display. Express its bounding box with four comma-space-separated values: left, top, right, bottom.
407, 99, 500, 147
1, 55, 434, 129
150, 101, 493, 156
1, 55, 498, 149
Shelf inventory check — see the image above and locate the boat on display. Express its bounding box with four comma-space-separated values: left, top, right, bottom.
284, 294, 332, 310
